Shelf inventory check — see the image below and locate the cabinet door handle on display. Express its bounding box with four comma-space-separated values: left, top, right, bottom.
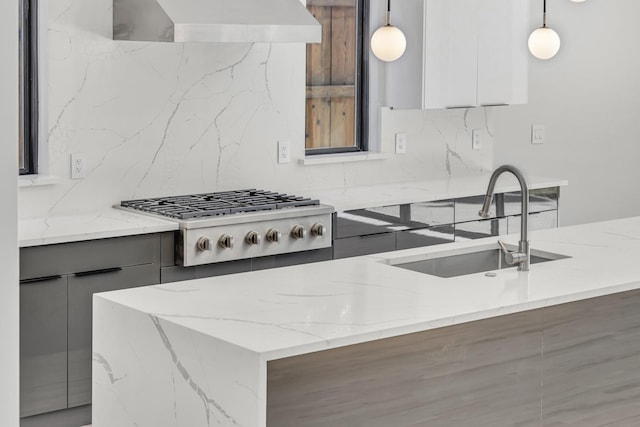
20, 275, 63, 284
479, 103, 509, 107
74, 267, 123, 277
445, 105, 475, 109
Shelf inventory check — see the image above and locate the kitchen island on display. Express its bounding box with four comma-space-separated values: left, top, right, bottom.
93, 216, 640, 426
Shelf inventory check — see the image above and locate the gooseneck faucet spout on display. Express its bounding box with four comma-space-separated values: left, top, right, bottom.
479, 165, 530, 271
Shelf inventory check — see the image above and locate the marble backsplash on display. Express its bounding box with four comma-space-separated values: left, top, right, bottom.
19, 0, 494, 219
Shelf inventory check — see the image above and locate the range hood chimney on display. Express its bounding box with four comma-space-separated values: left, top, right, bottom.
113, 0, 321, 43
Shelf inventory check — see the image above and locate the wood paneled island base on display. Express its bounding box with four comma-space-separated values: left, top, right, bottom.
267, 289, 640, 427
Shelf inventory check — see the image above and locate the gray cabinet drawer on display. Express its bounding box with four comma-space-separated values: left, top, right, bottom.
454, 195, 499, 223
504, 187, 559, 216
20, 276, 68, 417
333, 233, 396, 259
335, 209, 399, 239
68, 263, 159, 407
455, 218, 507, 241
396, 224, 455, 250
335, 201, 454, 240
20, 234, 161, 281
507, 211, 558, 234
397, 200, 454, 228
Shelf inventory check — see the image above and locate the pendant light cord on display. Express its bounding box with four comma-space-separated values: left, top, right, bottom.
543, 0, 547, 28
386, 0, 391, 26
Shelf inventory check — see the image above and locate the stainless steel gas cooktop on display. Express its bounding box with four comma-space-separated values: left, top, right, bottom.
119, 189, 333, 267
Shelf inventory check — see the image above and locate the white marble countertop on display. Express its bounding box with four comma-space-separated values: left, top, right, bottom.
19, 209, 178, 247
97, 215, 640, 362
306, 174, 568, 212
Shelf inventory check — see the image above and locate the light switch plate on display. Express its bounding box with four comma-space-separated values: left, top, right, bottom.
531, 124, 545, 144
395, 133, 407, 154
472, 129, 481, 150
71, 154, 86, 179
278, 141, 291, 164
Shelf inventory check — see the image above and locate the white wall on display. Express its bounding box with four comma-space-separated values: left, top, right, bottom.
493, 0, 640, 226
19, 0, 493, 219
1, 0, 20, 425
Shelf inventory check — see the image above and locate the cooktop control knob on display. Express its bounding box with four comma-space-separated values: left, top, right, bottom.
218, 234, 235, 250
245, 231, 261, 246
291, 225, 306, 240
266, 229, 282, 243
311, 223, 326, 237
196, 237, 212, 251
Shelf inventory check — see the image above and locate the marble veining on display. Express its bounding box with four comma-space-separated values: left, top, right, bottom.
23, 0, 496, 222
149, 315, 239, 426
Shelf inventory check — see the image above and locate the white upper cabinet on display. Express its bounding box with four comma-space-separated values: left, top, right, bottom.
385, 0, 528, 110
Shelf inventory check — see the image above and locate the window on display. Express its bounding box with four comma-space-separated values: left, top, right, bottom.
19, 0, 39, 175
305, 0, 368, 155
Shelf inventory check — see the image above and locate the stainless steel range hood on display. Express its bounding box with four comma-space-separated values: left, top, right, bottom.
113, 0, 321, 43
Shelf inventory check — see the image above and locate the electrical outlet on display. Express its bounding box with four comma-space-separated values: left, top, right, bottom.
395, 133, 407, 154
71, 154, 86, 179
531, 124, 545, 144
278, 141, 291, 164
472, 129, 481, 150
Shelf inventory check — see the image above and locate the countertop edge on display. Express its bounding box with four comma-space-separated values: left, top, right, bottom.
259, 280, 640, 361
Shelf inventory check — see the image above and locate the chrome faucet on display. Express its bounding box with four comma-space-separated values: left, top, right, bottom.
478, 165, 530, 271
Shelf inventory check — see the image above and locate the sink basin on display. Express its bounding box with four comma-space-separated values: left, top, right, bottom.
388, 244, 569, 278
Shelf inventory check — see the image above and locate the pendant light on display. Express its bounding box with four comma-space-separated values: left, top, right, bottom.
528, 0, 561, 60
370, 0, 406, 62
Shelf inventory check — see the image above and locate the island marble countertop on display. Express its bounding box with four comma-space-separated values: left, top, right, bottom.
20, 174, 567, 247
97, 215, 639, 361
93, 216, 639, 427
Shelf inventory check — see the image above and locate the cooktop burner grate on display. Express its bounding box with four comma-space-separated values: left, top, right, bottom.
121, 189, 319, 220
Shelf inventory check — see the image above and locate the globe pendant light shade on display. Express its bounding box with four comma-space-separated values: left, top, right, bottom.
371, 0, 406, 62
528, 0, 560, 60
528, 27, 561, 60
371, 24, 407, 62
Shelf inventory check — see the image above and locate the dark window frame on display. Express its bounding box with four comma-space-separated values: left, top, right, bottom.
305, 0, 369, 156
20, 0, 39, 175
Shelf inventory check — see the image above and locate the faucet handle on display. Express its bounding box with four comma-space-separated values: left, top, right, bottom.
497, 240, 527, 266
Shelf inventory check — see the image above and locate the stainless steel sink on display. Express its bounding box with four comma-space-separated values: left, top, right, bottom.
388, 244, 569, 278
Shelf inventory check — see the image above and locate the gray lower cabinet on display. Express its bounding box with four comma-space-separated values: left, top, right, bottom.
20, 276, 68, 417
20, 234, 162, 421
67, 263, 160, 407
333, 188, 560, 258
